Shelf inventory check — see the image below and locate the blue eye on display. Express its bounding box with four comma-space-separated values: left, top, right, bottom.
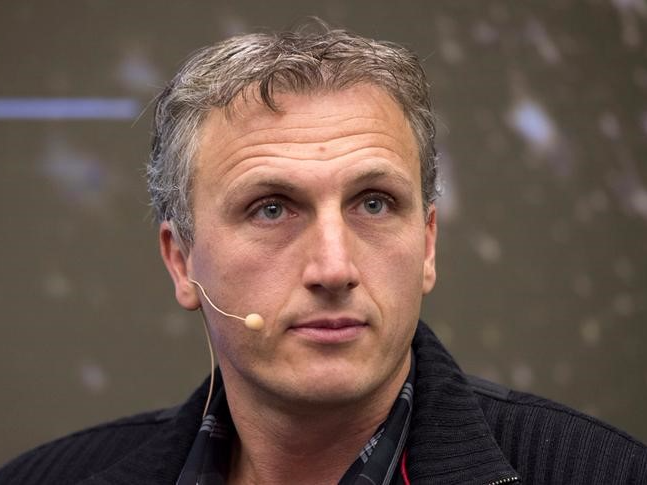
260, 202, 283, 219
363, 196, 385, 214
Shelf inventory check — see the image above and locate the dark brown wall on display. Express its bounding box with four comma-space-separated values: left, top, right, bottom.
1, 0, 646, 463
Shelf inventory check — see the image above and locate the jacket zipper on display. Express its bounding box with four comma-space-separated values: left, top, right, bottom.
485, 476, 520, 485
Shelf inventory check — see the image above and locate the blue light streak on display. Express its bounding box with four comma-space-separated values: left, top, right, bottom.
0, 97, 141, 120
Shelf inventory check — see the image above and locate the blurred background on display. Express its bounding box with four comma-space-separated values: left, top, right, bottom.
1, 0, 646, 464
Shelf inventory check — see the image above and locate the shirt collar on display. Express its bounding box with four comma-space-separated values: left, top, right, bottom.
339, 352, 415, 485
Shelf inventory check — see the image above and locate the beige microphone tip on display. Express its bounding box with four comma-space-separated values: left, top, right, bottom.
244, 313, 264, 331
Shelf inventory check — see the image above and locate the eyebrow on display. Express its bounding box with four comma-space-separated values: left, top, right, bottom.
222, 166, 415, 212
227, 178, 300, 197
222, 177, 300, 213
350, 168, 414, 190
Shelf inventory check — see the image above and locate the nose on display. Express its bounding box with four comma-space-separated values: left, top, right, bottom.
301, 212, 360, 295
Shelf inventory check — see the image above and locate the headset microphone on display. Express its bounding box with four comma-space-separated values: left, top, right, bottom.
189, 279, 265, 331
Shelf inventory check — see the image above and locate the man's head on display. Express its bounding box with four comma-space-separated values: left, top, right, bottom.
148, 21, 439, 247
153, 22, 439, 412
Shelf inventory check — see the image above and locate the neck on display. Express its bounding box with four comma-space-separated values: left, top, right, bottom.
222, 354, 410, 485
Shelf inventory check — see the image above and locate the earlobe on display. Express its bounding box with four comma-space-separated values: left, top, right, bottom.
159, 221, 201, 310
422, 206, 437, 294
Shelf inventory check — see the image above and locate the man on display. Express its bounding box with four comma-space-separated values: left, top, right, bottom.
1, 22, 646, 485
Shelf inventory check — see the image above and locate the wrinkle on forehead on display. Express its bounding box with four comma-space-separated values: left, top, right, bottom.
194, 85, 419, 197
198, 85, 411, 153
199, 120, 412, 171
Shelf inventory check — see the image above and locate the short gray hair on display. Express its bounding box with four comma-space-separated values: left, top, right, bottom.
148, 21, 439, 245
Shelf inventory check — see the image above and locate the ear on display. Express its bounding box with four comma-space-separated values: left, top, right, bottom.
422, 205, 437, 294
159, 221, 201, 310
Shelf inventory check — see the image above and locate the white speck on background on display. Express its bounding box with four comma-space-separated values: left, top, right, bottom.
580, 318, 601, 346
80, 362, 108, 394
511, 363, 534, 390
473, 233, 502, 263
42, 272, 72, 299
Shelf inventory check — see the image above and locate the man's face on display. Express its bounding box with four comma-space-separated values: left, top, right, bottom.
164, 84, 436, 409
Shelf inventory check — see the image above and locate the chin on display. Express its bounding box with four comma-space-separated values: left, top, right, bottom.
282, 382, 374, 408
280, 366, 382, 407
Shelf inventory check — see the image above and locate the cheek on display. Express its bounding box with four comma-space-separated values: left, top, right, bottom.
209, 235, 299, 313
371, 227, 426, 280
362, 232, 427, 312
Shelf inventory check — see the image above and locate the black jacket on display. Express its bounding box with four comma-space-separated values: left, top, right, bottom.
1, 322, 646, 484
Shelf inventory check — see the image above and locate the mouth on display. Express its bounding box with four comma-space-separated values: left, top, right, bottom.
289, 318, 368, 344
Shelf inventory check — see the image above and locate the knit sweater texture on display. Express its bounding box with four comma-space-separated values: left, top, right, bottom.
1, 322, 645, 484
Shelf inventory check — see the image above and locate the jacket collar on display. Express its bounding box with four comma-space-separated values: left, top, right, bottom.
407, 322, 519, 484
84, 322, 517, 484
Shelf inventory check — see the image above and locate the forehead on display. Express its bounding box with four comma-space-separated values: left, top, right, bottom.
193, 84, 420, 192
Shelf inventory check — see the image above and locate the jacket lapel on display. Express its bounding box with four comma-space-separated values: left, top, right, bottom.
407, 322, 519, 484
